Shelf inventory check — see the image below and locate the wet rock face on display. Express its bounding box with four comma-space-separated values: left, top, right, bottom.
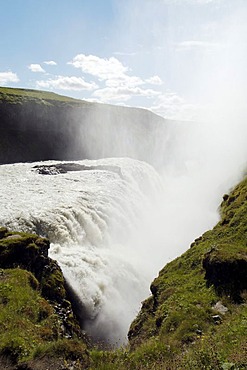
203, 252, 247, 302
0, 94, 169, 168
33, 162, 123, 177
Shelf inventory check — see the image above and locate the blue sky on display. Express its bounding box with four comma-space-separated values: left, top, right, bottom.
1, 0, 247, 119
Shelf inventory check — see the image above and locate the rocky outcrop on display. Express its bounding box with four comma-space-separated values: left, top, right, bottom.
0, 227, 82, 338
33, 162, 123, 177
0, 227, 63, 300
0, 228, 90, 369
203, 249, 247, 302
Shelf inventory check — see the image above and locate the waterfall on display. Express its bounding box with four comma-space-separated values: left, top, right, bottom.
0, 157, 164, 345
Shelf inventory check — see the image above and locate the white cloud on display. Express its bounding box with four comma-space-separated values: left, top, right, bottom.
105, 74, 144, 88
93, 86, 160, 103
69, 53, 165, 99
44, 60, 57, 66
68, 54, 128, 80
162, 0, 221, 4
113, 51, 136, 56
69, 53, 163, 103
0, 71, 19, 85
175, 40, 221, 51
146, 75, 163, 85
150, 92, 199, 120
36, 75, 98, 91
28, 64, 45, 73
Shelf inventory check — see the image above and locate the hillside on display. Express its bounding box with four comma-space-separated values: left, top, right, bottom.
0, 87, 174, 168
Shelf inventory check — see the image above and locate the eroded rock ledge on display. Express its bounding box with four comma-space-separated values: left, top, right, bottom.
0, 227, 90, 369
0, 227, 82, 337
33, 162, 123, 178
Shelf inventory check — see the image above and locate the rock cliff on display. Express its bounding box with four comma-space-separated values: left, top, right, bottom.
0, 87, 176, 168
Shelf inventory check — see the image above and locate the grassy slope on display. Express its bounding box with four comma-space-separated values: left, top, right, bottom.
0, 85, 165, 118
90, 176, 247, 369
0, 268, 89, 369
0, 268, 58, 363
0, 86, 87, 105
0, 229, 89, 369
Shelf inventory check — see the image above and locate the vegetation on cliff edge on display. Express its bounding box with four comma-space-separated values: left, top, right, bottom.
0, 86, 88, 106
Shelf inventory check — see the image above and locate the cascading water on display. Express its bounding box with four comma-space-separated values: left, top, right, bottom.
0, 157, 164, 345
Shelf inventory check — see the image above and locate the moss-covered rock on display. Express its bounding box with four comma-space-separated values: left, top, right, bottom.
0, 268, 90, 369
0, 229, 91, 368
0, 228, 87, 366
0, 229, 65, 302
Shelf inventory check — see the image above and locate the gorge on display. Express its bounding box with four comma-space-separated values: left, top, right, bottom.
0, 87, 246, 369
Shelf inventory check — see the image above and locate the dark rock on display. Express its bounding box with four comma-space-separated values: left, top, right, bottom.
223, 194, 229, 201
195, 329, 203, 335
33, 162, 123, 178
0, 227, 8, 239
0, 87, 196, 172
0, 88, 174, 170
212, 315, 222, 324
203, 251, 247, 302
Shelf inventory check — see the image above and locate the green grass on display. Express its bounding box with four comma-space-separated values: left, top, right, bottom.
0, 268, 90, 368
0, 86, 91, 106
0, 268, 59, 363
33, 338, 89, 364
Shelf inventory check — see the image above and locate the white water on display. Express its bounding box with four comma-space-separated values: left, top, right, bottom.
0, 157, 164, 345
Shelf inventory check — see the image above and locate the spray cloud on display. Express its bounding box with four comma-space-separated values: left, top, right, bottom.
65, 0, 247, 341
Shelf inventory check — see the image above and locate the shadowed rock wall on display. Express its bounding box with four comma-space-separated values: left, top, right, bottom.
0, 89, 174, 167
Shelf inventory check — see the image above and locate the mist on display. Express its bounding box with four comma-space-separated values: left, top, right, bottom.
72, 1, 247, 266
101, 0, 247, 263
73, 0, 247, 341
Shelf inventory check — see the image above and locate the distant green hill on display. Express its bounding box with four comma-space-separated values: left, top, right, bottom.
0, 86, 85, 104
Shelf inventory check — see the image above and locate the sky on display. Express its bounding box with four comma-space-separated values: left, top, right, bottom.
0, 0, 247, 120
